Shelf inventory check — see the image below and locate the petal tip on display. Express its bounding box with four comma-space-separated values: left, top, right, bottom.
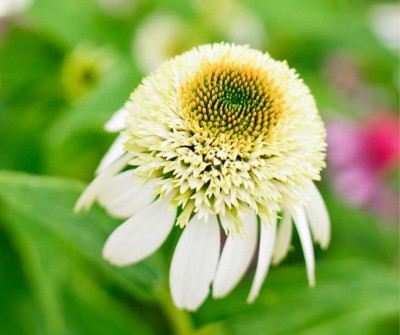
102, 246, 132, 267
212, 286, 228, 300
104, 108, 127, 133
320, 240, 330, 250
73, 202, 83, 213
246, 293, 257, 304
307, 270, 316, 288
74, 196, 90, 213
184, 297, 207, 312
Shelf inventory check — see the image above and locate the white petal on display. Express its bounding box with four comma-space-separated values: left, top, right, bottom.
247, 216, 277, 303
103, 195, 176, 266
272, 209, 293, 265
170, 215, 220, 311
74, 154, 133, 212
98, 171, 157, 219
104, 107, 127, 132
304, 183, 331, 249
291, 207, 315, 287
213, 211, 258, 298
96, 136, 125, 175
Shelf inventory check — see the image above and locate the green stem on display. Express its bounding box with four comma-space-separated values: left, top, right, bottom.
157, 288, 196, 335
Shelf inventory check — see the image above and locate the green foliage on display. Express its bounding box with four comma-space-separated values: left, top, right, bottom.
197, 261, 398, 335
0, 171, 166, 334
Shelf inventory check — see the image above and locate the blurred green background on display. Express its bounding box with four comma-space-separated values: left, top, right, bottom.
0, 0, 398, 334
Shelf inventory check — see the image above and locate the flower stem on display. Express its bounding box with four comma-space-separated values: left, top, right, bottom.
157, 288, 195, 335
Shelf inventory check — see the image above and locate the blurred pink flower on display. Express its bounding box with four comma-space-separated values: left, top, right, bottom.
327, 113, 399, 221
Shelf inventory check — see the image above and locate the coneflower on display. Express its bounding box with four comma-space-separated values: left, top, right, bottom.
75, 43, 330, 311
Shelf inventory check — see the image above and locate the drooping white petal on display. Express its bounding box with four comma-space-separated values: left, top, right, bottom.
103, 195, 176, 266
170, 215, 220, 311
291, 207, 316, 287
304, 183, 331, 249
74, 154, 133, 212
104, 107, 127, 132
247, 216, 277, 303
98, 171, 158, 218
272, 209, 293, 265
96, 136, 125, 175
213, 211, 258, 298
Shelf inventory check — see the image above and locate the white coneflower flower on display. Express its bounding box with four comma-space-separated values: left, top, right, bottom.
0, 0, 32, 19
132, 13, 192, 73
194, 0, 266, 49
75, 43, 330, 311
370, 4, 400, 52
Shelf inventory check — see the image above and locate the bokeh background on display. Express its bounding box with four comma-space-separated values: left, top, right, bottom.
0, 0, 399, 334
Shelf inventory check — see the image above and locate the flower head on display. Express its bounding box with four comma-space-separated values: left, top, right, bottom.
61, 44, 114, 101
76, 43, 330, 311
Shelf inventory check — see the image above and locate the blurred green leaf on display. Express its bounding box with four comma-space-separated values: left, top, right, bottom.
0, 230, 38, 335
195, 259, 398, 335
28, 0, 129, 49
321, 185, 398, 264
1, 217, 155, 335
0, 26, 65, 173
0, 171, 167, 302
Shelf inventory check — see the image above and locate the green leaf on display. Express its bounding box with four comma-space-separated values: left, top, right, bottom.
27, 0, 130, 49
0, 230, 38, 335
0, 171, 167, 302
321, 186, 398, 264
0, 26, 65, 173
195, 260, 399, 335
0, 171, 172, 334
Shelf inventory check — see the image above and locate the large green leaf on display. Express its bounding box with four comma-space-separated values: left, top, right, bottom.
195, 260, 398, 335
0, 215, 156, 335
0, 230, 38, 335
0, 171, 169, 334
0, 171, 167, 302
